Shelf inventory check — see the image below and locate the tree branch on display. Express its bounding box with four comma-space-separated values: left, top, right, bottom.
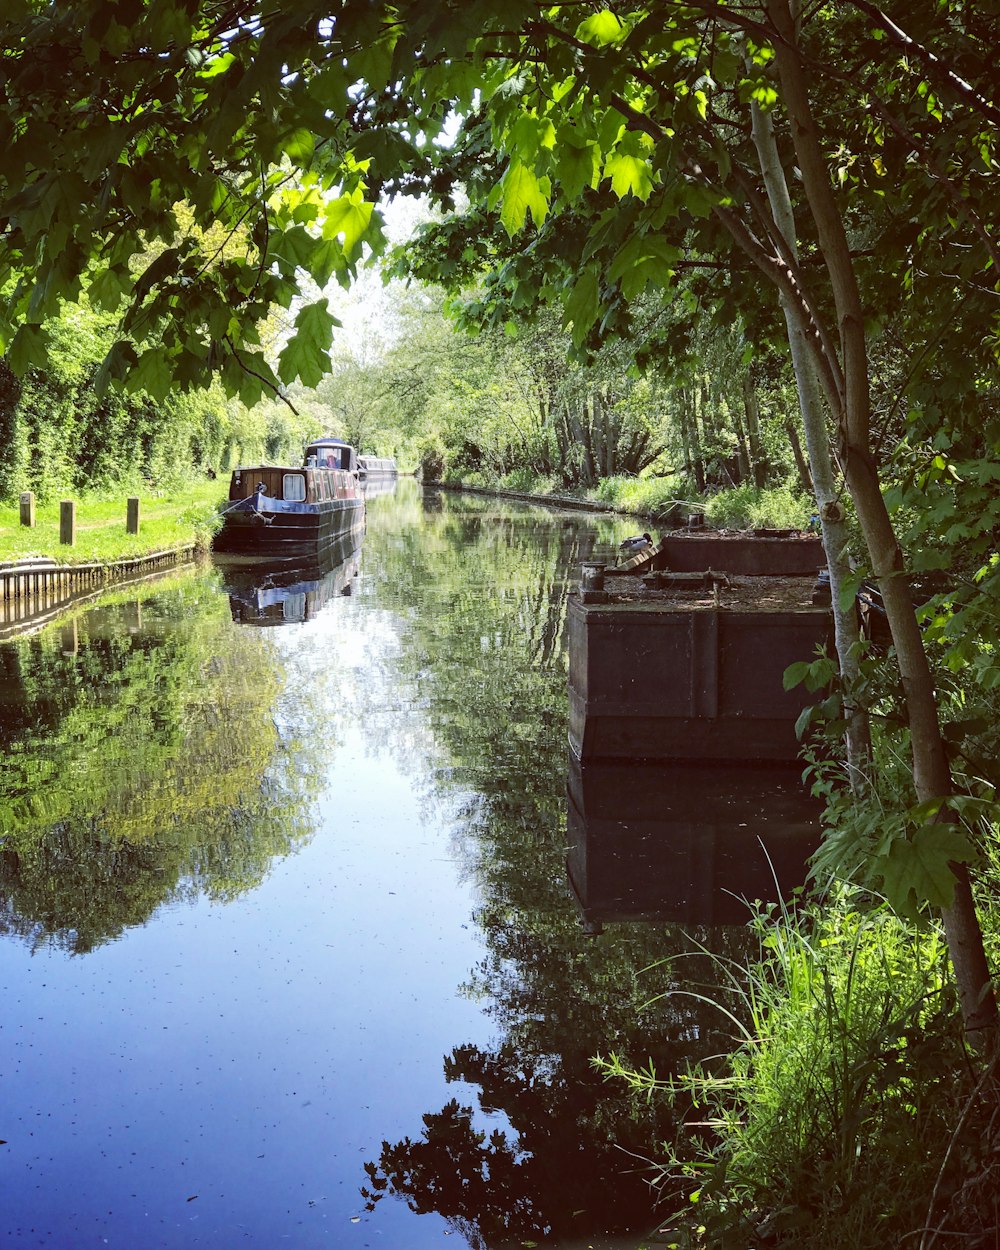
844, 0, 1000, 130
224, 336, 298, 413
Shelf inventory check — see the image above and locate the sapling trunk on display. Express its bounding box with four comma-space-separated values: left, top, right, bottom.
749, 92, 872, 789
766, 0, 997, 1043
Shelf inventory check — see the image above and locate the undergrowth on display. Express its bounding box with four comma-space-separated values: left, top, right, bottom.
445, 468, 812, 531
597, 889, 996, 1250
702, 483, 811, 531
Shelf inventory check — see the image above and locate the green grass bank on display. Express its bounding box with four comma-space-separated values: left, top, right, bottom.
0, 481, 227, 565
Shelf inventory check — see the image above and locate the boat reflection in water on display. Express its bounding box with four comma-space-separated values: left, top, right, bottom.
217, 528, 363, 627
361, 468, 401, 499
566, 754, 822, 935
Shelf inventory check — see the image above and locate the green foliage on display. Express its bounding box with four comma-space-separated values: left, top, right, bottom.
594, 474, 686, 520
597, 891, 979, 1250
803, 742, 994, 923
0, 297, 286, 503
784, 616, 1000, 923
704, 483, 811, 530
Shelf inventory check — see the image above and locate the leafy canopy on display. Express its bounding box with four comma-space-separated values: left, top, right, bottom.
1, 1, 996, 417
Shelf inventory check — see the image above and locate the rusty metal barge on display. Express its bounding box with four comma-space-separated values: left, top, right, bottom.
568, 531, 831, 765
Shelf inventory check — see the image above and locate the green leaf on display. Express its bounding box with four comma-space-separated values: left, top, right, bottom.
555, 136, 600, 202
198, 52, 236, 80
124, 347, 173, 403
277, 299, 339, 387
499, 162, 550, 235
794, 704, 817, 740
322, 193, 374, 259
308, 238, 345, 287
838, 570, 864, 614
564, 269, 600, 343
880, 822, 977, 914
608, 235, 679, 298
273, 224, 315, 268
783, 660, 811, 691
5, 323, 49, 375
279, 127, 315, 165
575, 11, 625, 47
87, 267, 125, 312
510, 114, 556, 159
603, 138, 653, 201
94, 340, 139, 393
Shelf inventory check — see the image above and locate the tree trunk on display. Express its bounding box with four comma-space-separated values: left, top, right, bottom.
732, 405, 751, 483
570, 397, 597, 485
741, 370, 767, 487
678, 386, 705, 491
767, 0, 997, 1043
749, 84, 871, 790
783, 394, 814, 495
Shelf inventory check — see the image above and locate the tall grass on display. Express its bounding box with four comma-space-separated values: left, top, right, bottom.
594, 474, 694, 520
597, 889, 983, 1250
703, 482, 812, 531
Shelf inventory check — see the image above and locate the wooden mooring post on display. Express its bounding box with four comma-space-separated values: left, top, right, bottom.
60, 500, 76, 546
127, 496, 140, 535
19, 491, 35, 527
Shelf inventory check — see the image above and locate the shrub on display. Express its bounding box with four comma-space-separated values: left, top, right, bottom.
499, 467, 540, 492
418, 442, 446, 482
594, 474, 690, 520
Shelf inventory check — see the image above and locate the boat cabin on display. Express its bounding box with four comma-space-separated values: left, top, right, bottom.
304, 438, 360, 474
225, 437, 363, 508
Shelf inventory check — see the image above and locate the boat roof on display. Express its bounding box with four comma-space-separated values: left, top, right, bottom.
307, 436, 354, 448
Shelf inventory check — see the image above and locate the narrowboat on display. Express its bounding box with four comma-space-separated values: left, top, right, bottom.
213, 437, 366, 560
357, 454, 398, 481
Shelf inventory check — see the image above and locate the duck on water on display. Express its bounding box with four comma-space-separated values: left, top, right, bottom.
213, 437, 366, 561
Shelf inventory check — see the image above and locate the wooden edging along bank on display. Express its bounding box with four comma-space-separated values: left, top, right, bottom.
0, 544, 200, 639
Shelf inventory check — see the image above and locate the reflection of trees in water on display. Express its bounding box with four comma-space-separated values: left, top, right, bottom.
0, 574, 323, 953
356, 485, 606, 779
355, 485, 760, 1244
364, 908, 760, 1244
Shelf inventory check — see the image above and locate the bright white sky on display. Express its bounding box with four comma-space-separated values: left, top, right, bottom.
324, 194, 436, 364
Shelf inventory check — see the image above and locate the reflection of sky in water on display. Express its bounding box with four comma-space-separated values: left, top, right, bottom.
0, 591, 504, 1248
0, 489, 814, 1250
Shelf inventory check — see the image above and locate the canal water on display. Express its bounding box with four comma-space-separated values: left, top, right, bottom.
0, 480, 818, 1249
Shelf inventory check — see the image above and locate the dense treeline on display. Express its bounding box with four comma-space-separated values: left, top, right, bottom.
299, 272, 810, 508
0, 262, 813, 511
0, 300, 330, 502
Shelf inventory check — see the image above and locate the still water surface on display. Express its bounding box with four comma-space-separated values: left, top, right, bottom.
0, 480, 816, 1248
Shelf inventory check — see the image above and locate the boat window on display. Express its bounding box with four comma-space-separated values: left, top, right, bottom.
283, 473, 306, 501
